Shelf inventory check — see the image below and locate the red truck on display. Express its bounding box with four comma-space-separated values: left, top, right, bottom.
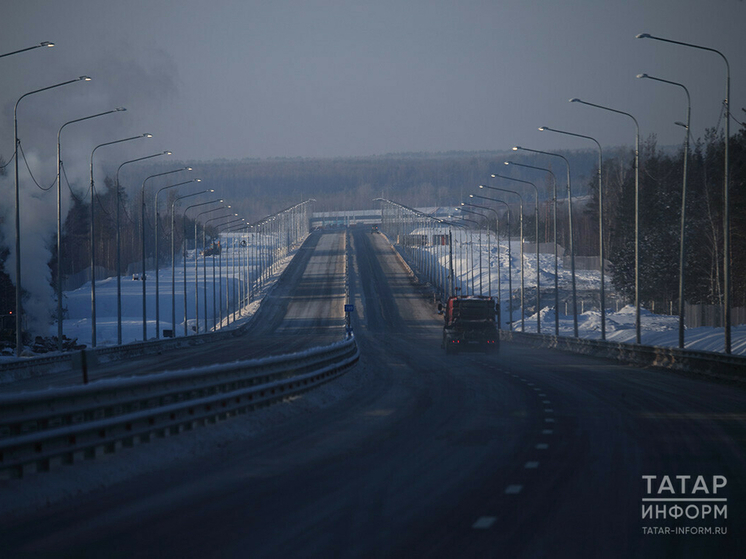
439, 296, 499, 354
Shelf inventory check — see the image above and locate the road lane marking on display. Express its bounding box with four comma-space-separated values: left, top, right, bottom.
525, 461, 540, 469
544, 409, 554, 413
536, 443, 549, 450
472, 517, 497, 529
542, 429, 554, 435
505, 485, 523, 494
545, 418, 555, 423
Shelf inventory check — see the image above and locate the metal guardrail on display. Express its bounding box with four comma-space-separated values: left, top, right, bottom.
0, 325, 246, 384
0, 336, 359, 479
0, 234, 316, 382
500, 330, 745, 382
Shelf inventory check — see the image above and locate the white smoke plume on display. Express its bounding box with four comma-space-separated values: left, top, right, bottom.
0, 150, 56, 337
0, 44, 178, 342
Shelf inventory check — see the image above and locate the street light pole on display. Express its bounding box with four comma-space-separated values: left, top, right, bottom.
538, 126, 605, 339
201, 212, 236, 331
569, 99, 639, 343
637, 72, 691, 349
0, 41, 54, 59
90, 134, 152, 347
115, 149, 167, 345
456, 216, 479, 295
182, 196, 221, 336
154, 174, 198, 338
504, 161, 560, 336
56, 107, 126, 351
637, 32, 731, 353
459, 205, 488, 295
513, 146, 578, 337
481, 184, 525, 331
463, 201, 500, 299
492, 173, 542, 333
471, 194, 513, 330
14, 76, 90, 356
195, 206, 230, 328
141, 169, 183, 341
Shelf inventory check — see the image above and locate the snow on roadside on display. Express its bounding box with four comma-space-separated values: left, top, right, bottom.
413, 228, 746, 356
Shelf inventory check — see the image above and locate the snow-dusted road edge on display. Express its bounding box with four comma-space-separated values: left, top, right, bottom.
0, 336, 359, 482
502, 330, 746, 383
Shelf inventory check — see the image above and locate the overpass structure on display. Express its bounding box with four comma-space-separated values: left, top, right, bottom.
311, 207, 453, 228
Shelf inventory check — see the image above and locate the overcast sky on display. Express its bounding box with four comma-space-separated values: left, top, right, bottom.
2, 0, 744, 163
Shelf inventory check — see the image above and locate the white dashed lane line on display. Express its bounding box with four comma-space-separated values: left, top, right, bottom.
472, 516, 497, 529
476, 365, 560, 528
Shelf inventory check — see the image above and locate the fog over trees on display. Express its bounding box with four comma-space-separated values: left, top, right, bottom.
1, 123, 745, 339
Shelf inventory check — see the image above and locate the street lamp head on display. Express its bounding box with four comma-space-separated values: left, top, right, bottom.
115, 107, 127, 112
512, 146, 520, 151
569, 98, 581, 103
163, 151, 172, 155
674, 121, 688, 129
143, 133, 153, 138
636, 33, 652, 39
636, 73, 649, 79
479, 184, 486, 189
41, 41, 54, 47
196, 178, 202, 182
490, 174, 497, 178
186, 167, 193, 171
79, 76, 92, 81
469, 194, 475, 198
538, 126, 546, 131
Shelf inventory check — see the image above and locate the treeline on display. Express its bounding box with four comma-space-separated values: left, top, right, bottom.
586, 127, 746, 307
152, 149, 603, 222
2, 131, 743, 331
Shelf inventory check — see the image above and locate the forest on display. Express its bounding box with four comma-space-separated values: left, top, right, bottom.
1, 123, 745, 340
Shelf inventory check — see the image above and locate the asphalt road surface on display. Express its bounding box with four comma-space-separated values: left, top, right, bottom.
0, 230, 346, 392
1, 228, 744, 558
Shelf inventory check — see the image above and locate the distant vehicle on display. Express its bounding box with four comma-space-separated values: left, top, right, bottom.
439, 296, 498, 354
371, 224, 379, 233
201, 241, 221, 257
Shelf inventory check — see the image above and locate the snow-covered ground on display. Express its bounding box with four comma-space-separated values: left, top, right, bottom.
408, 228, 746, 355
4, 227, 744, 358
1, 233, 302, 360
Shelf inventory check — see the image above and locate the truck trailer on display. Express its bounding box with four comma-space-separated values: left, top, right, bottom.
439, 296, 499, 354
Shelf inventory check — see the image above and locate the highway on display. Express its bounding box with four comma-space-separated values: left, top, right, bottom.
1, 228, 744, 558
0, 231, 346, 392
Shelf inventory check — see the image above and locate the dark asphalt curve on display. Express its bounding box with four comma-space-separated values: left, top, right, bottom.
0, 228, 744, 558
